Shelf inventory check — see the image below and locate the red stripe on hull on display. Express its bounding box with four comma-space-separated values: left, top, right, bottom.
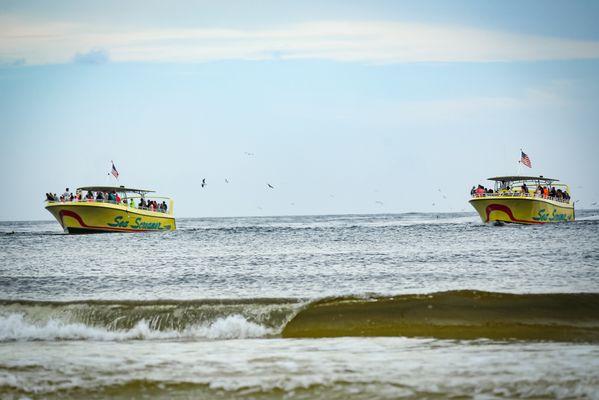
484, 204, 543, 224
58, 210, 152, 232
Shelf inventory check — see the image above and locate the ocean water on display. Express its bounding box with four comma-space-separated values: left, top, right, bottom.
1, 211, 599, 399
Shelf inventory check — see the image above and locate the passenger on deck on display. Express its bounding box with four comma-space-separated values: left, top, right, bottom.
161, 201, 168, 212
521, 183, 528, 195
96, 191, 104, 201
62, 188, 70, 200
139, 198, 146, 209
86, 191, 94, 201
475, 185, 485, 196
130, 198, 135, 208
550, 187, 556, 198
470, 186, 476, 196
543, 187, 549, 199
45, 193, 55, 201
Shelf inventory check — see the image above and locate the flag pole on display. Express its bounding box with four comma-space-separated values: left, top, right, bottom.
516, 149, 523, 176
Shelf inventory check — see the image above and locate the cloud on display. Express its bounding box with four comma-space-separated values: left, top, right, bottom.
2, 16, 599, 65
73, 48, 109, 64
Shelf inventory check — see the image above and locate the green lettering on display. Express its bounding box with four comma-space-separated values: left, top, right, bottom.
107, 216, 129, 228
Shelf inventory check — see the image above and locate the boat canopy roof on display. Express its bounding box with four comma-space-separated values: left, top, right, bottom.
487, 175, 558, 183
77, 185, 155, 194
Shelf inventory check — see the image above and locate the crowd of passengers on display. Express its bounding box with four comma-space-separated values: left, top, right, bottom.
45, 188, 168, 212
470, 183, 570, 201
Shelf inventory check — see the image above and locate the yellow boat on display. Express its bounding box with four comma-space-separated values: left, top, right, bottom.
469, 176, 574, 225
45, 186, 176, 233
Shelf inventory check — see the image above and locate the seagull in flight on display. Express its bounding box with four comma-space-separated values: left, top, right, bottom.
267, 183, 274, 189
201, 178, 207, 188
225, 178, 229, 183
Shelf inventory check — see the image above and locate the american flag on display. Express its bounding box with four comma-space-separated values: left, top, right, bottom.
111, 161, 119, 179
520, 151, 532, 168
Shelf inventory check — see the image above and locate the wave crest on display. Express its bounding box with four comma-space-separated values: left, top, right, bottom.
0, 313, 271, 341
4, 291, 599, 342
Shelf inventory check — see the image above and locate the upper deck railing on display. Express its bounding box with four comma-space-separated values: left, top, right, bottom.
471, 191, 571, 204
45, 197, 173, 214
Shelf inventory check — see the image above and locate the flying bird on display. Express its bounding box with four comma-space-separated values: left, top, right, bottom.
225, 179, 229, 183
267, 183, 274, 189
375, 201, 384, 205
201, 178, 207, 188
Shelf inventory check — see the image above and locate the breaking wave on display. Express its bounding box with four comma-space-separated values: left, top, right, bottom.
0, 298, 302, 342
3, 291, 599, 342
0, 313, 271, 341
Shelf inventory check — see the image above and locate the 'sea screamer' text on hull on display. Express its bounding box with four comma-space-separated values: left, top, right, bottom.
45, 186, 176, 233
469, 176, 574, 225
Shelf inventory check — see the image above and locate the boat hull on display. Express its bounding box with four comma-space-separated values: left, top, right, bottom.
469, 196, 574, 224
45, 202, 176, 233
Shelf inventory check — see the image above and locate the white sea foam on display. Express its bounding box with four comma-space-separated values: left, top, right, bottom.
0, 313, 271, 342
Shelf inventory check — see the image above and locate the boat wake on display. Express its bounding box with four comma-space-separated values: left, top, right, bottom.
2, 291, 599, 342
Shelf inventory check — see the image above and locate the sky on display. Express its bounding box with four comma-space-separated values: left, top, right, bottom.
1, 0, 599, 220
